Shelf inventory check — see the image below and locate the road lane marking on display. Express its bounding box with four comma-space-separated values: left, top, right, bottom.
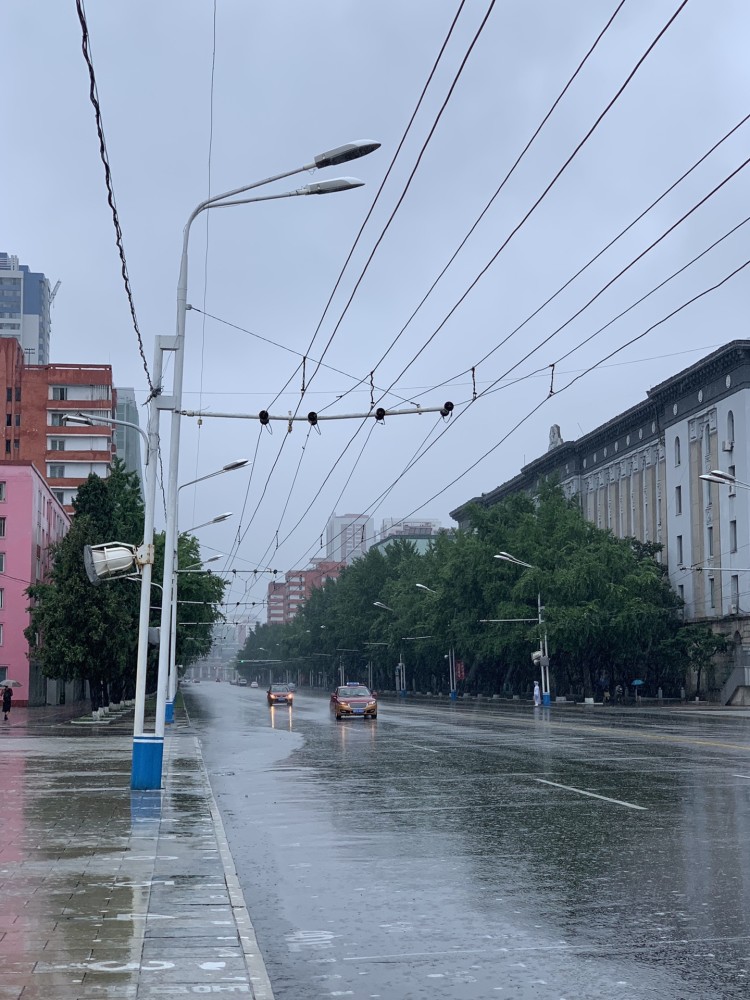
732, 773, 750, 779
533, 778, 646, 810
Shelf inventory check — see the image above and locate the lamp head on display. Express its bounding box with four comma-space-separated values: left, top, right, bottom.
222, 459, 250, 472
62, 412, 94, 427
301, 177, 364, 195
83, 542, 136, 585
314, 140, 380, 168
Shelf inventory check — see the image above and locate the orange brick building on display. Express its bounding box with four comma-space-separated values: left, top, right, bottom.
0, 338, 115, 511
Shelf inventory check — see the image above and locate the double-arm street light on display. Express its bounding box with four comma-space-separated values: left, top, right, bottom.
162, 461, 248, 724
494, 552, 550, 706
151, 140, 378, 786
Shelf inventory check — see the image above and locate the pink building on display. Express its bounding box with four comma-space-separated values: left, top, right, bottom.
0, 462, 70, 706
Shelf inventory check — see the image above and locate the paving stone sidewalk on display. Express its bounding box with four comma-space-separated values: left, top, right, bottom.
0, 705, 273, 999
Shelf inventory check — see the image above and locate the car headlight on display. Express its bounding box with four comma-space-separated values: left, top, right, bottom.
338, 701, 350, 709
366, 701, 376, 708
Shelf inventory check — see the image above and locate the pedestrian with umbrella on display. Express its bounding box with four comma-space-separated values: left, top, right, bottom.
2, 682, 13, 721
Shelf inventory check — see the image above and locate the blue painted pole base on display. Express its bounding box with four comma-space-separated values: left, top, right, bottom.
542, 692, 551, 706
449, 691, 458, 700
131, 736, 164, 790
165, 700, 175, 725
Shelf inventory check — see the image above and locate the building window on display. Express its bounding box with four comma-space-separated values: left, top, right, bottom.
49, 439, 66, 451
674, 436, 681, 466
53, 490, 65, 505
4, 415, 9, 427
12, 440, 18, 450
730, 520, 738, 553
4, 441, 9, 455
5, 388, 10, 403
677, 535, 683, 565
0, 624, 3, 645
731, 575, 739, 611
50, 412, 64, 426
48, 464, 65, 479
14, 387, 20, 403
729, 465, 737, 496
51, 386, 68, 400
709, 577, 716, 609
678, 584, 685, 604
0, 553, 4, 572
728, 410, 735, 443
707, 526, 714, 557
0, 482, 5, 502
0, 589, 3, 609
675, 485, 682, 514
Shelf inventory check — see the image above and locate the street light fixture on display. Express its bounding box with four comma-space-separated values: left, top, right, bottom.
494, 552, 550, 706
154, 143, 377, 789
373, 601, 394, 612
415, 582, 457, 699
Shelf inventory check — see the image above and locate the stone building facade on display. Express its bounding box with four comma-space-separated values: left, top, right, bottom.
450, 341, 750, 697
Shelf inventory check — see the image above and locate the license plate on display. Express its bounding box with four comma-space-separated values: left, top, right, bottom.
354, 708, 364, 714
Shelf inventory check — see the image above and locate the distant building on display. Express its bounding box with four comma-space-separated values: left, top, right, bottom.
369, 535, 438, 557
114, 387, 144, 495
0, 338, 116, 512
0, 462, 70, 705
266, 560, 345, 624
325, 513, 374, 565
449, 341, 750, 703
0, 253, 53, 365
379, 517, 441, 541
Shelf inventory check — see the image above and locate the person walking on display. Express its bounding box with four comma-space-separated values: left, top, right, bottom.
533, 681, 541, 707
2, 685, 12, 721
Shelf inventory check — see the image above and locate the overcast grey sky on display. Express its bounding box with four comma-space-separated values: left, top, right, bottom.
4, 1, 749, 621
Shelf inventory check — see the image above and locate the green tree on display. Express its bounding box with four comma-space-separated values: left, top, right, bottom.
26, 461, 143, 711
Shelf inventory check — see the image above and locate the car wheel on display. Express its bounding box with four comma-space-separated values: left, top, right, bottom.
335, 713, 342, 720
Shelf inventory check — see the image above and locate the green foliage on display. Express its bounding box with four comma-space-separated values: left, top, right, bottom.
26, 460, 226, 704
238, 485, 698, 699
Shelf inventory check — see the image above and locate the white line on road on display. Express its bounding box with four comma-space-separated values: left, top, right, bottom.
533, 778, 647, 810
732, 773, 750, 779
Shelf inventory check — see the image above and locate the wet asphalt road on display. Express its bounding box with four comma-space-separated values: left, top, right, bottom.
186, 684, 750, 1000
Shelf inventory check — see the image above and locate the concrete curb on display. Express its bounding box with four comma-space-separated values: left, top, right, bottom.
185, 714, 276, 1000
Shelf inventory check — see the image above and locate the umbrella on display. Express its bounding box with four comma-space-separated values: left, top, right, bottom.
631, 679, 645, 686
0, 679, 22, 687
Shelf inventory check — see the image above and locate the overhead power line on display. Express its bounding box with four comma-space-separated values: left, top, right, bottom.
74, 0, 154, 394
236, 0, 691, 580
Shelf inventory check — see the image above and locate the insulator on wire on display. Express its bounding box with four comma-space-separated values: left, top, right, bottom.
375, 407, 386, 422
259, 410, 270, 426
440, 401, 454, 417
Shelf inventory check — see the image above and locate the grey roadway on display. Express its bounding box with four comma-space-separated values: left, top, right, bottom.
189, 683, 750, 1000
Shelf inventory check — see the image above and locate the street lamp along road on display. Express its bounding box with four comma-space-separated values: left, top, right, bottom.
415, 583, 458, 699
494, 553, 551, 706
152, 140, 377, 790
163, 462, 248, 725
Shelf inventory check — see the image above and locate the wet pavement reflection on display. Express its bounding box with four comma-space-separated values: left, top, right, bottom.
192, 685, 750, 1000
0, 706, 271, 998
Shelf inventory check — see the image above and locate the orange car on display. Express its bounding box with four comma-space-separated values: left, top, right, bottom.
330, 684, 377, 720
267, 683, 293, 706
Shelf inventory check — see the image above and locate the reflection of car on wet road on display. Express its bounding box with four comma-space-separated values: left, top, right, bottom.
267, 683, 293, 706
330, 684, 377, 720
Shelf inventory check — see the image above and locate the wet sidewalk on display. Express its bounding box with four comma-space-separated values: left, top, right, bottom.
0, 704, 274, 999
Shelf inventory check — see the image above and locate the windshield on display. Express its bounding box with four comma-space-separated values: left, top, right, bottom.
338, 686, 370, 698
270, 684, 290, 692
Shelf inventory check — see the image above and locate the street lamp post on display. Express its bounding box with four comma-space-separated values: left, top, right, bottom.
373, 601, 407, 694
163, 462, 248, 723
494, 553, 551, 706
415, 582, 458, 699
155, 142, 377, 787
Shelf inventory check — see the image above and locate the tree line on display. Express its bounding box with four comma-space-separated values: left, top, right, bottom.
237, 485, 727, 700
26, 461, 226, 711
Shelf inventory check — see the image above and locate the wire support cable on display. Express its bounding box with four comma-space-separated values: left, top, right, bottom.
74, 0, 154, 394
